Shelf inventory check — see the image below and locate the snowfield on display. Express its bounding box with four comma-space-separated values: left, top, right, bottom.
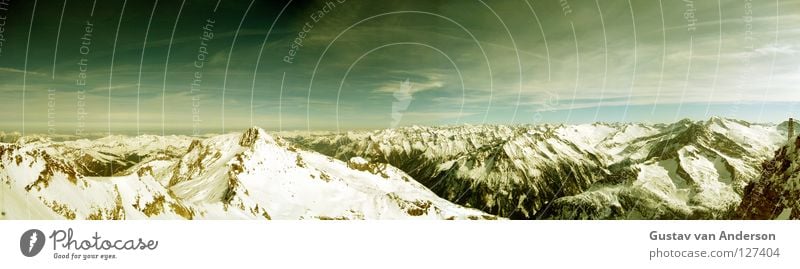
0, 128, 495, 220
289, 117, 787, 219
0, 117, 791, 220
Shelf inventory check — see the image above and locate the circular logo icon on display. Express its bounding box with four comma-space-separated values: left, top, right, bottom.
20, 229, 46, 257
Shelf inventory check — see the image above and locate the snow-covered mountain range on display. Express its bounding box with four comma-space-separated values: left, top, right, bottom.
289, 117, 789, 219
0, 128, 495, 220
0, 117, 793, 220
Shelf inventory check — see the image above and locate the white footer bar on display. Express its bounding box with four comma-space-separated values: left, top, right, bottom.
0, 221, 797, 268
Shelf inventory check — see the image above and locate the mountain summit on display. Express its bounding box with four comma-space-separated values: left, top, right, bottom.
0, 127, 494, 220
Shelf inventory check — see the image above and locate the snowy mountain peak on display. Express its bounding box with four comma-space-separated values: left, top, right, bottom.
239, 127, 274, 147
0, 127, 495, 220
287, 119, 786, 219
15, 135, 51, 145
2, 118, 790, 220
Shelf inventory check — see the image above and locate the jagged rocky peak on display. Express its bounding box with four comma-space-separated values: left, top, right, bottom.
674, 118, 696, 126
735, 135, 800, 219
0, 131, 22, 143
239, 127, 274, 147
287, 118, 786, 219
1, 125, 496, 220
187, 139, 203, 152
239, 127, 261, 147
347, 156, 394, 179
15, 135, 51, 145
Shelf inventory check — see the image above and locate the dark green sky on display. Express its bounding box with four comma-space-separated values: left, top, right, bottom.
0, 0, 798, 135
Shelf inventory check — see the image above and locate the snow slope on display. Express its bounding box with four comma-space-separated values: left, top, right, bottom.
289, 118, 785, 219
0, 118, 784, 220
0, 128, 495, 220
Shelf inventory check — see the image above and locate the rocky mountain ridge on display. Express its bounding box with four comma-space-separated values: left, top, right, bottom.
0, 127, 494, 220
289, 118, 786, 219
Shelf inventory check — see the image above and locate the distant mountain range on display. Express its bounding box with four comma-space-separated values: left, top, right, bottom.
1, 117, 796, 220
289, 117, 790, 219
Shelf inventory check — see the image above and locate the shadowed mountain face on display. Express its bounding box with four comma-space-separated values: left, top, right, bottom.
289, 118, 786, 219
735, 135, 800, 220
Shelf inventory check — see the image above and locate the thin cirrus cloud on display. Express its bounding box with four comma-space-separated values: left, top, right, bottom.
0, 0, 798, 134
